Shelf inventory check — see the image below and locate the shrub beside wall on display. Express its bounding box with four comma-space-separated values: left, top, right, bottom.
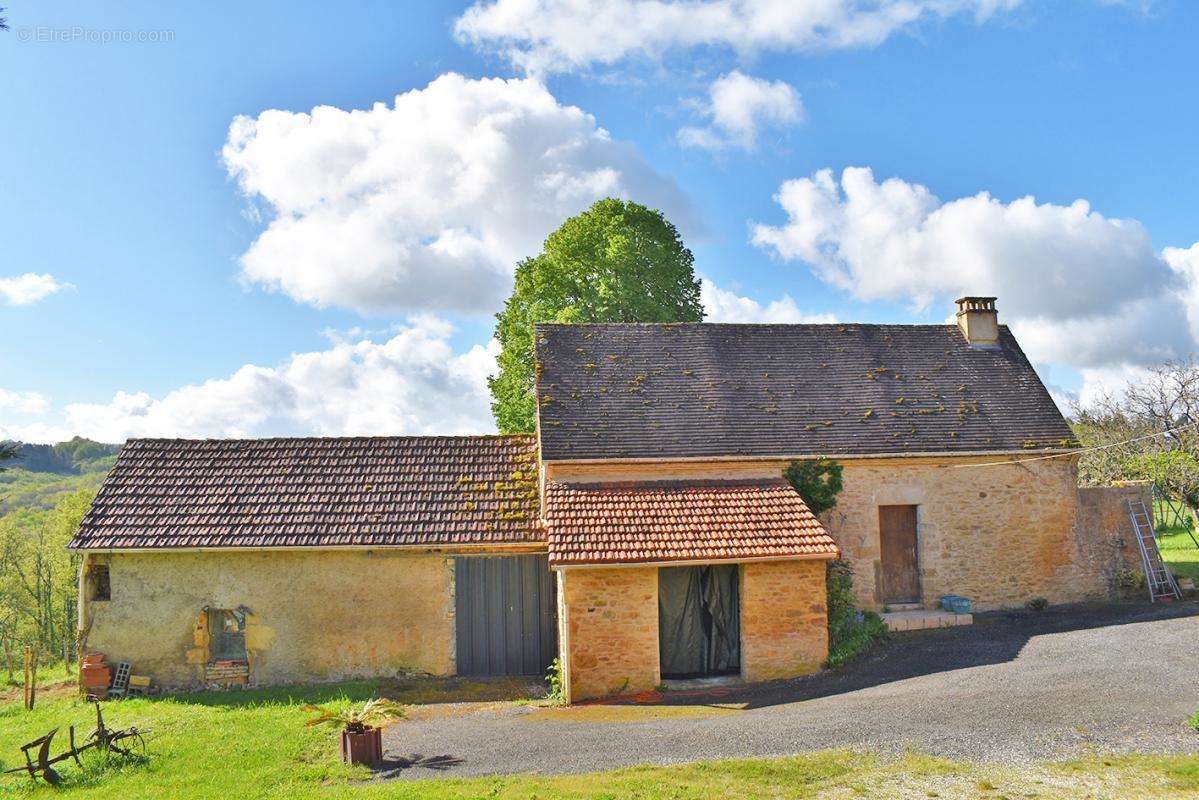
824, 560, 888, 669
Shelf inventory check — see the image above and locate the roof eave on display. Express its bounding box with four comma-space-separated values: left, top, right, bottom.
67, 541, 549, 555
550, 550, 840, 570
539, 448, 1080, 465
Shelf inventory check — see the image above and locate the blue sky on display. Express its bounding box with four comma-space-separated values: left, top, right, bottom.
2, 0, 1197, 443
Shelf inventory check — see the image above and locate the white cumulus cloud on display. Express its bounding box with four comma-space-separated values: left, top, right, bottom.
223, 73, 691, 315
750, 166, 1199, 397
0, 318, 499, 444
679, 71, 803, 151
0, 273, 72, 306
0, 389, 50, 415
454, 0, 1025, 75
700, 278, 835, 323
1164, 242, 1199, 343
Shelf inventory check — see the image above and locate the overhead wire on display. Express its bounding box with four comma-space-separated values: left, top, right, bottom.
948, 419, 1199, 469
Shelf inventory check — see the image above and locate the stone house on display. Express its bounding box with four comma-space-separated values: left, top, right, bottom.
71, 297, 1140, 703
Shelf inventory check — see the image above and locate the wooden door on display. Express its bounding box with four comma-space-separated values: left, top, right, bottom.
879, 505, 920, 604
454, 555, 558, 676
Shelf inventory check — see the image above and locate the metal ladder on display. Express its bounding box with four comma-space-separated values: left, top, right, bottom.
1127, 499, 1181, 602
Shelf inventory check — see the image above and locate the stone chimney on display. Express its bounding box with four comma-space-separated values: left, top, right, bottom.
955, 296, 999, 348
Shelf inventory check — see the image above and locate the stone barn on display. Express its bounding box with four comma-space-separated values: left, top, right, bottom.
72, 297, 1141, 703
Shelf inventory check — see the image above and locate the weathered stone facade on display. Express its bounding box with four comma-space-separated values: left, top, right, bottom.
740, 560, 828, 682
559, 567, 660, 703
81, 448, 1144, 699
545, 455, 1142, 614
825, 458, 1146, 611
559, 559, 831, 702
82, 550, 455, 687
1075, 481, 1149, 592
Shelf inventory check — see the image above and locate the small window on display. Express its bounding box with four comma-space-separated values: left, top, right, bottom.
207, 609, 248, 662
88, 565, 111, 601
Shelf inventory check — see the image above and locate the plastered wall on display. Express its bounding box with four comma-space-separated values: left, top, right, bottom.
81, 550, 455, 687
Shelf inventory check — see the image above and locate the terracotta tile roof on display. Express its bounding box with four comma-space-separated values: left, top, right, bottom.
544, 478, 839, 567
70, 436, 543, 550
534, 323, 1077, 461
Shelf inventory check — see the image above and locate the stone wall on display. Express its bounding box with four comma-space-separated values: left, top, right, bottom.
825, 456, 1091, 610
1075, 481, 1149, 592
740, 560, 828, 682
560, 566, 659, 703
547, 454, 1136, 612
559, 560, 830, 702
825, 458, 1147, 611
81, 550, 455, 688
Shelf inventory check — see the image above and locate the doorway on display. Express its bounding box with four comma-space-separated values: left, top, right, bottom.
658, 565, 740, 678
879, 505, 920, 604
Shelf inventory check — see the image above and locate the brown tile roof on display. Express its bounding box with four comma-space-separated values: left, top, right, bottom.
544, 478, 839, 567
534, 322, 1077, 461
70, 436, 544, 550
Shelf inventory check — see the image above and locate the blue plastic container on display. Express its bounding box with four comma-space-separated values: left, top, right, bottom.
940, 595, 972, 614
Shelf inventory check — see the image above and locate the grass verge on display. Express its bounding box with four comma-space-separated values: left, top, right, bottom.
2, 681, 1197, 798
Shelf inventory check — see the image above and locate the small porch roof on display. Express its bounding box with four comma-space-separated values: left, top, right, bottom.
544, 478, 840, 567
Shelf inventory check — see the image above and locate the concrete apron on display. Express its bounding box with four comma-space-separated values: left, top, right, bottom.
881, 610, 973, 631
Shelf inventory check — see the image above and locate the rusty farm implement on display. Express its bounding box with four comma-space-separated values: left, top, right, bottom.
4, 700, 149, 785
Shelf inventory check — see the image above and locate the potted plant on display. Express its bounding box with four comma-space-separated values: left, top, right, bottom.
303, 698, 405, 766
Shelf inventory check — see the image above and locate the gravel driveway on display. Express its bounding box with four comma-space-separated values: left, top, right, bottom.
382, 602, 1199, 779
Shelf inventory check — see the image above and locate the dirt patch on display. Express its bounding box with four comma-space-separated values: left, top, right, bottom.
371, 675, 551, 722
0, 677, 77, 704
404, 700, 541, 721
379, 675, 545, 706
525, 702, 746, 723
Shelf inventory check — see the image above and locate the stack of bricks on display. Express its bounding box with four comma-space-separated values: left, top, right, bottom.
205, 660, 249, 685
81, 652, 112, 700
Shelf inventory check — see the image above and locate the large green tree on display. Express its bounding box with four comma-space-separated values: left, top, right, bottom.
489, 198, 703, 433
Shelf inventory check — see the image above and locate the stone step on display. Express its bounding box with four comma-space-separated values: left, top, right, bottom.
881, 610, 973, 632
884, 602, 923, 612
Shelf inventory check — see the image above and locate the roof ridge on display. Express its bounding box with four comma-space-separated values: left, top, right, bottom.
534, 321, 992, 331
124, 433, 535, 446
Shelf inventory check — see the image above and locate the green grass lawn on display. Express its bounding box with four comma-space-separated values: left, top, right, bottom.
1, 681, 1198, 799
1161, 529, 1199, 584
1156, 502, 1199, 584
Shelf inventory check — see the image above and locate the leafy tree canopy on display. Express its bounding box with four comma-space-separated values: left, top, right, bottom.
783, 457, 844, 516
489, 198, 703, 433
1072, 359, 1199, 514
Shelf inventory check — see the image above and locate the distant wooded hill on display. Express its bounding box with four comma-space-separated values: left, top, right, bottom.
2, 437, 120, 475
0, 438, 115, 663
